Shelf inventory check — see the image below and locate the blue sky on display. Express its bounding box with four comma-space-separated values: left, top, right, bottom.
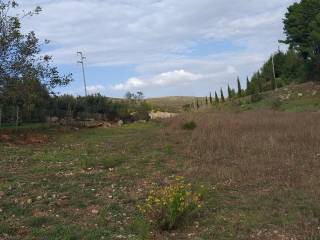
20, 0, 297, 98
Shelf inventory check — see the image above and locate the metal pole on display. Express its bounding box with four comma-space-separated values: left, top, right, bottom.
77, 52, 88, 97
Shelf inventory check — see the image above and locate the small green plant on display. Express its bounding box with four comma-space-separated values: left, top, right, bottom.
182, 121, 196, 130
101, 155, 125, 169
271, 98, 282, 110
139, 176, 203, 230
164, 144, 173, 155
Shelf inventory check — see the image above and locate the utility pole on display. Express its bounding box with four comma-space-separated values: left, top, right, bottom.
77, 51, 88, 97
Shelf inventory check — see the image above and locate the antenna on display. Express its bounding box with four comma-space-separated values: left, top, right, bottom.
77, 51, 88, 97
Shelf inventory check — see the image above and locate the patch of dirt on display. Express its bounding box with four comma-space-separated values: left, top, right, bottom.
0, 132, 49, 145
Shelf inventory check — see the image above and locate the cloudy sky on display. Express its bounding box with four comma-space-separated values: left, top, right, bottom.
19, 0, 297, 97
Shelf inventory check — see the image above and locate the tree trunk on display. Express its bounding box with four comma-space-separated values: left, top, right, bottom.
16, 105, 19, 128
0, 107, 2, 128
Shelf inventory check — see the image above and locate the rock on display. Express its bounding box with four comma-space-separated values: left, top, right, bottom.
103, 122, 112, 128
46, 117, 59, 123
27, 199, 32, 204
137, 120, 147, 123
91, 209, 99, 214
298, 93, 303, 97
118, 120, 124, 127
312, 91, 317, 96
149, 111, 178, 120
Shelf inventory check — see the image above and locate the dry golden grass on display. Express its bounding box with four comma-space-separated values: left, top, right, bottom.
164, 110, 320, 238
169, 110, 320, 189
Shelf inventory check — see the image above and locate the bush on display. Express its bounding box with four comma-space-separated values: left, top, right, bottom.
271, 98, 282, 110
139, 176, 202, 230
182, 121, 196, 130
250, 93, 263, 103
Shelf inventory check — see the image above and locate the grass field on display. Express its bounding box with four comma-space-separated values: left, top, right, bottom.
1, 108, 320, 239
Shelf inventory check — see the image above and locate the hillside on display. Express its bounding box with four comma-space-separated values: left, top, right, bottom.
224, 82, 320, 112
147, 96, 202, 113
146, 82, 320, 113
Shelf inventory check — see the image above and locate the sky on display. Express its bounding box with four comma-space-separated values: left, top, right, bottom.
19, 0, 297, 98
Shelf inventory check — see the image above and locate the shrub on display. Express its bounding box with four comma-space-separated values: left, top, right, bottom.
182, 121, 196, 130
251, 93, 263, 103
139, 176, 202, 230
271, 98, 282, 110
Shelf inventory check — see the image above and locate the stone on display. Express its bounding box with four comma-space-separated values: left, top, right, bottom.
91, 209, 99, 214
118, 120, 124, 127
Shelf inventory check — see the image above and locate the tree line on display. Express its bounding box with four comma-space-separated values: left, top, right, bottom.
187, 0, 320, 110
0, 1, 150, 126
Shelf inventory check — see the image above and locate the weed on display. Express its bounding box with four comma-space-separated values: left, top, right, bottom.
182, 121, 196, 130
140, 176, 203, 230
101, 155, 125, 169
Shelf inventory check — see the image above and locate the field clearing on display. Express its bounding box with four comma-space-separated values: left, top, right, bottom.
1, 110, 320, 239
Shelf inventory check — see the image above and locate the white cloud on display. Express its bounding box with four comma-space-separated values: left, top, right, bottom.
112, 70, 202, 91
86, 85, 106, 94
17, 0, 298, 96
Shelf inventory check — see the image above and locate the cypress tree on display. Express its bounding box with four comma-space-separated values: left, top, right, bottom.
246, 76, 250, 95
257, 71, 262, 93
220, 88, 225, 102
237, 77, 242, 97
196, 98, 199, 109
205, 96, 208, 105
214, 91, 219, 104
209, 92, 213, 105
227, 84, 233, 99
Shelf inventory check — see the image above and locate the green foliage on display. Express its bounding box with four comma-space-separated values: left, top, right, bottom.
182, 121, 196, 130
220, 88, 225, 102
271, 98, 282, 110
0, 1, 72, 124
237, 77, 242, 97
250, 93, 263, 103
282, 0, 320, 81
140, 177, 203, 230
214, 91, 219, 104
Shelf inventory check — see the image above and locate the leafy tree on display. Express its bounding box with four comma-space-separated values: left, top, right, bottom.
282, 0, 320, 80
0, 1, 72, 124
136, 91, 144, 100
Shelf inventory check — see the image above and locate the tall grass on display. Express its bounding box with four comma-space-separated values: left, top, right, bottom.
167, 110, 320, 196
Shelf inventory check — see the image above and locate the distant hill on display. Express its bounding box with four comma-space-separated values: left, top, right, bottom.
146, 96, 204, 113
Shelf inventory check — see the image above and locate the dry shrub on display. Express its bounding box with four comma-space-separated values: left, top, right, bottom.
167, 110, 320, 195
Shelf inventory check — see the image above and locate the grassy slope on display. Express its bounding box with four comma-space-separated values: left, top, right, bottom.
147, 96, 205, 113
147, 82, 320, 113
222, 82, 320, 112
